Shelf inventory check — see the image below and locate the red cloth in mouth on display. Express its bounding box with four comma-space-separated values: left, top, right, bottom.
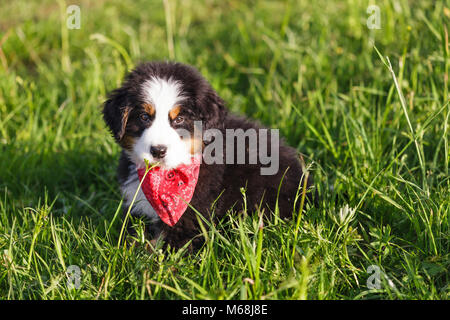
137, 157, 201, 227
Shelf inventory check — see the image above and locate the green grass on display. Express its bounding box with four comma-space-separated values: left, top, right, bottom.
0, 0, 448, 300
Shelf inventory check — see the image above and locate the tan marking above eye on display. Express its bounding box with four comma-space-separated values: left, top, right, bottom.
169, 105, 181, 120
142, 103, 155, 116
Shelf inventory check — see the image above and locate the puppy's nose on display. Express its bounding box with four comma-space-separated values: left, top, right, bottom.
150, 145, 167, 159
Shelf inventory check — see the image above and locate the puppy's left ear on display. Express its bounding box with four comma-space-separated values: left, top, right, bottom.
202, 89, 227, 131
102, 88, 130, 143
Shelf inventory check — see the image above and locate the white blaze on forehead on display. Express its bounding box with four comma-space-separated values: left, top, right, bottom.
131, 77, 191, 169
141, 77, 184, 112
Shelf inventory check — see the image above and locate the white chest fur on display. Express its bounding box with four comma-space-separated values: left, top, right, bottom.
120, 164, 160, 222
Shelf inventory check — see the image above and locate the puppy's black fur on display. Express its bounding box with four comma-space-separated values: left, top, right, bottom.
103, 61, 314, 250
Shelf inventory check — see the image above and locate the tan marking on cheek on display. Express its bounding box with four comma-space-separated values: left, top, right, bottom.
120, 134, 136, 151
169, 105, 181, 120
142, 103, 155, 116
184, 137, 204, 155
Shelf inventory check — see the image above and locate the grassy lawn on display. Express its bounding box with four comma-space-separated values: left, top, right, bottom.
0, 0, 448, 300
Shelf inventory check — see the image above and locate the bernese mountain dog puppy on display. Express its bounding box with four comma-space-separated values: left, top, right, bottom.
103, 61, 314, 250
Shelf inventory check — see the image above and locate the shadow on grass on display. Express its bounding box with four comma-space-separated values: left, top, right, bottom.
0, 144, 123, 229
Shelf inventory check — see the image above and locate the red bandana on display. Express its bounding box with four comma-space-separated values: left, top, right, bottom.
137, 156, 201, 227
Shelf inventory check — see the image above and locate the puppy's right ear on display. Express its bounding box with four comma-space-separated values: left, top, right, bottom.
102, 88, 130, 143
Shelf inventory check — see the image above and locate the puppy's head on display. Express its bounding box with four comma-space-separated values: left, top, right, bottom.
103, 61, 226, 169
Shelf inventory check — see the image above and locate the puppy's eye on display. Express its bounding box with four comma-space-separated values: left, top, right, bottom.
173, 116, 184, 125
140, 113, 151, 122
